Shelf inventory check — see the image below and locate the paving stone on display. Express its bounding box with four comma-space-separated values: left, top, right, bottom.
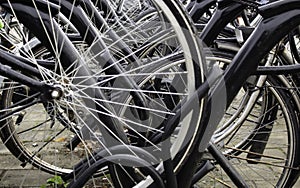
0, 122, 299, 187
0, 169, 51, 187
0, 155, 34, 169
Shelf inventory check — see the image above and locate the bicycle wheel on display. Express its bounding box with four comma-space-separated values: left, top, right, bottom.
196, 50, 300, 187
0, 0, 207, 187
70, 0, 207, 187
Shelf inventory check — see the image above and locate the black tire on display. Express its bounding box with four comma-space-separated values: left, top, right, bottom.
0, 0, 207, 187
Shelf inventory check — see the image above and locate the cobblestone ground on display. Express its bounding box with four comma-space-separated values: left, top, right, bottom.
0, 119, 300, 187
0, 144, 52, 187
1, 139, 299, 187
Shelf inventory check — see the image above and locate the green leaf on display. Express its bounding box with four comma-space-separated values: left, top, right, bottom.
46, 175, 65, 186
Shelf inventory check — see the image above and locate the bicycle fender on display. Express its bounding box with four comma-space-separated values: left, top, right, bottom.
0, 0, 59, 15
259, 0, 300, 19
200, 1, 246, 45
189, 0, 216, 22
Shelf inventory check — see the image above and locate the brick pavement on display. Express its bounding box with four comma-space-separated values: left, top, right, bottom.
0, 145, 52, 187
1, 138, 300, 187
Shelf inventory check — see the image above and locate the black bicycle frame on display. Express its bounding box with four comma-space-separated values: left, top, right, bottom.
154, 1, 300, 187
0, 0, 126, 140
189, 0, 216, 22
0, 55, 49, 92
2, 0, 300, 187
0, 0, 60, 93
199, 0, 247, 45
193, 0, 300, 186
184, 0, 298, 153
197, 0, 300, 74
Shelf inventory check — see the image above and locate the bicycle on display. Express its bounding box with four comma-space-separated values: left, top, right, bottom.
0, 0, 207, 187
70, 0, 300, 187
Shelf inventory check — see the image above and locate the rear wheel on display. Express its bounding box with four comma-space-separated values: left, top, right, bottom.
0, 0, 207, 187
216, 76, 300, 187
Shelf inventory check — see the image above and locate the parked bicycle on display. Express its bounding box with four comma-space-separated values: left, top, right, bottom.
0, 0, 300, 188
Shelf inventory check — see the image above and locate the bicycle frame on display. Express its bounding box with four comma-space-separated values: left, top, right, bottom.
190, 1, 300, 186
199, 0, 247, 45
197, 0, 300, 74
1, 0, 150, 147
2, 0, 300, 187
189, 0, 216, 22
0, 0, 61, 93
0, 51, 49, 90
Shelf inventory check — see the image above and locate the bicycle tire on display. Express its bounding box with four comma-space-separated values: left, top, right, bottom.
197, 49, 300, 187
0, 0, 207, 187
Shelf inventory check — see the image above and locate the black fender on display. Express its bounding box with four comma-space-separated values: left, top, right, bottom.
189, 0, 216, 22
0, 0, 59, 15
259, 0, 300, 18
200, 1, 246, 45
